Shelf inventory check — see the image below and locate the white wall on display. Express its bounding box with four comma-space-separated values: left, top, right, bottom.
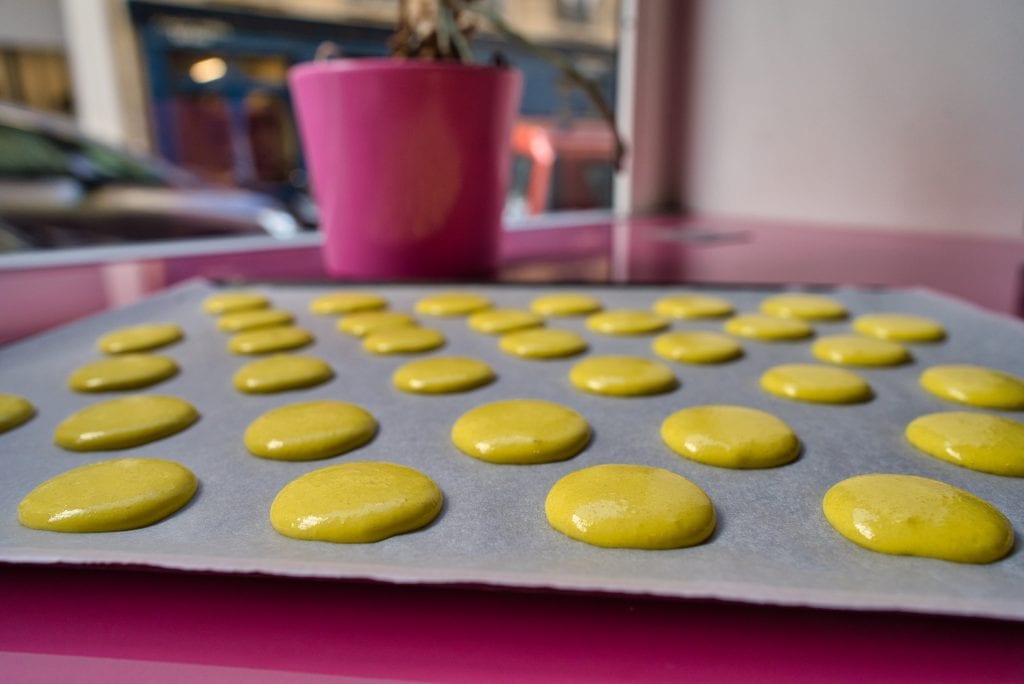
682, 0, 1024, 236
60, 0, 129, 146
0, 0, 63, 48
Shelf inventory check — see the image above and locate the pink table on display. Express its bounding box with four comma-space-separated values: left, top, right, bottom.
2, 214, 1024, 680
2, 214, 1022, 345
2, 565, 1023, 683
499, 215, 1024, 318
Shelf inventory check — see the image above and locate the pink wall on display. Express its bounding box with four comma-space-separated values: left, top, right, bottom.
629, 1, 1024, 237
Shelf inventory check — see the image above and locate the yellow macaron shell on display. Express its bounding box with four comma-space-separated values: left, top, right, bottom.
906, 412, 1024, 476
569, 355, 677, 397
499, 329, 588, 359
0, 394, 37, 434
811, 335, 910, 367
244, 400, 377, 461
530, 293, 602, 316
97, 323, 183, 354
270, 462, 443, 543
309, 292, 388, 315
852, 313, 946, 342
18, 457, 197, 532
586, 310, 669, 335
232, 355, 334, 394
822, 473, 1014, 563
451, 399, 590, 464
760, 294, 847, 320
202, 291, 269, 315
68, 354, 179, 392
54, 395, 199, 451
661, 405, 800, 469
760, 364, 872, 404
652, 331, 743, 364
653, 294, 734, 319
724, 314, 813, 341
919, 365, 1024, 410
545, 464, 716, 549
392, 357, 495, 394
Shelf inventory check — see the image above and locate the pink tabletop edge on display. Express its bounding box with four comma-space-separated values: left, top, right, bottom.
1, 564, 1022, 683
3, 212, 1023, 345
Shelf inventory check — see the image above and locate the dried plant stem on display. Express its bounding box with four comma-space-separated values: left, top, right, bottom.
387, 0, 626, 170
458, 1, 625, 170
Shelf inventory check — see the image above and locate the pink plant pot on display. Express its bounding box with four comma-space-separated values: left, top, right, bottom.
289, 59, 522, 280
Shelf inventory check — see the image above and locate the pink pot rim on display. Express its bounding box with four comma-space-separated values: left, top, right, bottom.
290, 57, 518, 80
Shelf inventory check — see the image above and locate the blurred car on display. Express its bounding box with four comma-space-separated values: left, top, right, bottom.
0, 102, 302, 253
505, 117, 615, 220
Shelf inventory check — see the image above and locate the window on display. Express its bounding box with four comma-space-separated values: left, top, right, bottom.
0, 49, 73, 114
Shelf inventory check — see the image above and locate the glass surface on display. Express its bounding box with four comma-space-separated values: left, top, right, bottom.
0, 105, 298, 252
236, 55, 290, 85
170, 91, 234, 184
0, 1, 619, 255
0, 126, 69, 177
146, 2, 619, 222
245, 91, 298, 184
0, 50, 72, 114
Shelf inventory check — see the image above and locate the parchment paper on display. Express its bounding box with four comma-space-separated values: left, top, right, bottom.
1, 280, 1022, 620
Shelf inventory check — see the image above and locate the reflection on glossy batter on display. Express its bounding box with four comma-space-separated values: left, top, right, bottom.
822, 473, 1013, 563
653, 294, 733, 319
661, 405, 799, 468
467, 309, 544, 334
586, 309, 669, 335
68, 354, 178, 392
569, 355, 677, 397
362, 327, 445, 354
545, 464, 716, 549
499, 328, 588, 359
309, 291, 388, 315
811, 335, 910, 367
216, 308, 294, 333
906, 412, 1024, 476
18, 457, 197, 532
392, 357, 495, 394
337, 311, 416, 337
97, 323, 183, 354
202, 291, 269, 315
724, 314, 813, 341
652, 331, 742, 364
54, 395, 198, 451
227, 326, 313, 355
760, 294, 847, 320
0, 394, 35, 434
760, 364, 872, 404
270, 462, 442, 543
415, 292, 491, 316
451, 399, 590, 464
530, 293, 602, 316
245, 400, 377, 461
852, 313, 945, 342
233, 354, 333, 394
919, 365, 1024, 410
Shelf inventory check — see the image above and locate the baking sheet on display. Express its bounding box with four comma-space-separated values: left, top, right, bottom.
1, 280, 1022, 620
